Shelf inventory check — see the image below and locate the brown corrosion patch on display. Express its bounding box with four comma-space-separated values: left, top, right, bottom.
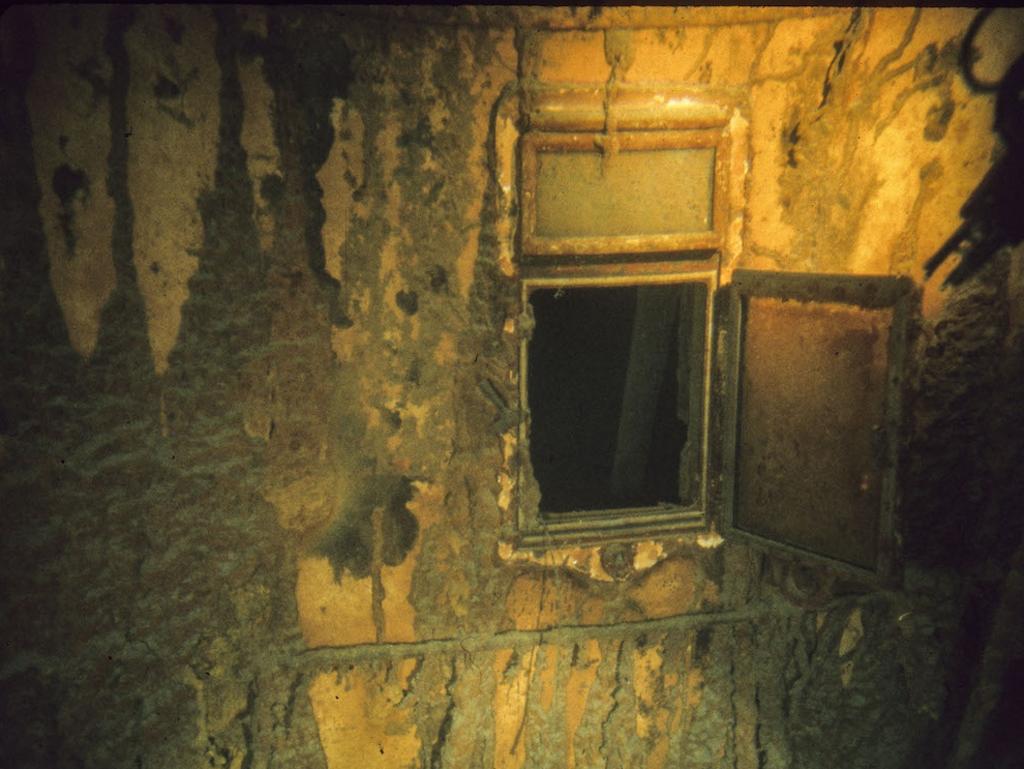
734, 297, 891, 569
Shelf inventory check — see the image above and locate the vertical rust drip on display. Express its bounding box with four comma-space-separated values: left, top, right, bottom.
371, 505, 386, 643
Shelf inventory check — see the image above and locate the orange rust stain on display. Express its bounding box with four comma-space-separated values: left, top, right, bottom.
634, 641, 670, 769
633, 641, 662, 738
380, 481, 443, 642
124, 7, 219, 376
756, 16, 835, 80
433, 332, 458, 367
685, 667, 704, 709
295, 556, 376, 648
537, 645, 559, 711
505, 572, 579, 631
565, 639, 602, 769
308, 663, 421, 769
493, 647, 532, 769
535, 31, 608, 84
700, 26, 764, 86
746, 82, 796, 260
627, 557, 699, 619
385, 433, 404, 457
27, 8, 116, 361
625, 29, 708, 84
646, 731, 670, 769
318, 99, 363, 284
579, 595, 606, 626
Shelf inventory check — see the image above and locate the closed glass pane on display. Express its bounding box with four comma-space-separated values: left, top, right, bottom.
534, 147, 715, 238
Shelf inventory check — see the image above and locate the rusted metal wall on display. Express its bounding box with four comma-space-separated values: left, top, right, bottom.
2, 6, 1022, 769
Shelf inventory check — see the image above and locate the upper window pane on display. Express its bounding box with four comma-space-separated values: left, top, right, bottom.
520, 129, 726, 257
534, 147, 715, 239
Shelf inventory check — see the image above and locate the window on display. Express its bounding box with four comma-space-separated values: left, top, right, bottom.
512, 87, 729, 547
507, 86, 913, 581
520, 274, 713, 540
526, 281, 707, 514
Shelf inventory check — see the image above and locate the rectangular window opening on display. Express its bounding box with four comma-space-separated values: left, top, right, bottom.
525, 280, 708, 517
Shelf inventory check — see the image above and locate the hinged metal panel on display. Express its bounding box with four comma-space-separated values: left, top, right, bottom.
714, 270, 915, 580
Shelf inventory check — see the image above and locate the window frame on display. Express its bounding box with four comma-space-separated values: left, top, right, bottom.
509, 85, 742, 548
515, 265, 718, 548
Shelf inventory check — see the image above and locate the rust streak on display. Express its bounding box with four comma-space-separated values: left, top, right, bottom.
371, 505, 386, 642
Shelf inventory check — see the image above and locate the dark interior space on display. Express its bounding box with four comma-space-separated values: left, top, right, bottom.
527, 283, 704, 513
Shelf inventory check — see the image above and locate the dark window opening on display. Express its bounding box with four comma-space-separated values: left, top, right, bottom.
526, 282, 707, 515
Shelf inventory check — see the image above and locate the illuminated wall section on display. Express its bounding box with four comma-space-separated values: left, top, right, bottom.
1, 7, 1022, 769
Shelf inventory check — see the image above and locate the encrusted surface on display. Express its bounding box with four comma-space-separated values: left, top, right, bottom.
2, 6, 1022, 768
